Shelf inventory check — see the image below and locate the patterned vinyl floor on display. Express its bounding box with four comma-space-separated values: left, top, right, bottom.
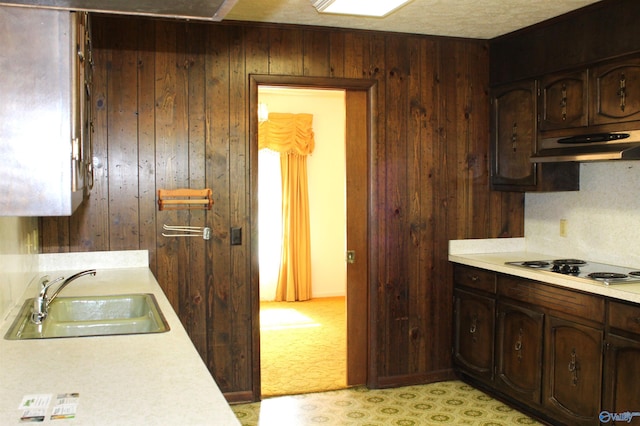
232, 380, 543, 425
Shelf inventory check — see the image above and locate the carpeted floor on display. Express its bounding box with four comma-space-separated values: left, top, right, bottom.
232, 380, 543, 425
260, 297, 346, 397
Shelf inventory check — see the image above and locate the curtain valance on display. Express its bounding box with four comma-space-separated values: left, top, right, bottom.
258, 112, 315, 156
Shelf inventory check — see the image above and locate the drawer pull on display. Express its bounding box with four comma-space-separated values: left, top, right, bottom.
468, 274, 480, 282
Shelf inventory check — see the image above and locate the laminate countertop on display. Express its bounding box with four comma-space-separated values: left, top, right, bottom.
0, 251, 240, 425
449, 238, 640, 304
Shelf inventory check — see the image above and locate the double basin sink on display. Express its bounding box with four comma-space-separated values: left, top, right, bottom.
5, 293, 170, 340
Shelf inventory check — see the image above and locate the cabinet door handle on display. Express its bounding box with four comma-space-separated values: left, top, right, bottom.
469, 316, 477, 334
567, 348, 579, 385
511, 123, 518, 152
618, 73, 627, 112
514, 327, 523, 361
469, 315, 478, 343
560, 84, 567, 121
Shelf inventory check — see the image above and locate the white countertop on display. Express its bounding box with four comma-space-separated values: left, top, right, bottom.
449, 238, 640, 304
0, 251, 240, 425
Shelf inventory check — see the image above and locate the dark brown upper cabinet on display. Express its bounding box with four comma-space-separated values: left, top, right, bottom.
591, 55, 640, 126
490, 80, 579, 192
491, 81, 537, 190
539, 70, 589, 132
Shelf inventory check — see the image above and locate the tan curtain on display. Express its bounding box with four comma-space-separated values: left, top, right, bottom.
259, 113, 315, 301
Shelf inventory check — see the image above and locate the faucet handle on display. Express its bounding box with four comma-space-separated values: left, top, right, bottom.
39, 276, 64, 297
38, 275, 50, 288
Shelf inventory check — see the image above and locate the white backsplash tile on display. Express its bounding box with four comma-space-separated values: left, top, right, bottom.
0, 217, 38, 321
526, 161, 640, 267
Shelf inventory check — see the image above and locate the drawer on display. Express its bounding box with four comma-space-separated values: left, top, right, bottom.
497, 274, 604, 322
454, 264, 496, 293
608, 300, 640, 335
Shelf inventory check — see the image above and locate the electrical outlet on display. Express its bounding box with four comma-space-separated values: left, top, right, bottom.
559, 219, 567, 237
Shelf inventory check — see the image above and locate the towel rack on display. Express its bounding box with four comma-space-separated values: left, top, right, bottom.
157, 188, 213, 211
162, 224, 211, 240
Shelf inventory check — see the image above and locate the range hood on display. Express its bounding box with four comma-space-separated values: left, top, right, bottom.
0, 0, 238, 20
531, 130, 640, 162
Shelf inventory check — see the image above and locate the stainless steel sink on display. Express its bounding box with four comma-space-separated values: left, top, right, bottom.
4, 294, 170, 339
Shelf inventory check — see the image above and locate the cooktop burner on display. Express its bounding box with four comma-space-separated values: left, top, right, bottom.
506, 259, 640, 285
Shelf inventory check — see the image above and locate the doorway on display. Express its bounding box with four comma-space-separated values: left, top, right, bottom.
257, 86, 347, 397
250, 75, 376, 402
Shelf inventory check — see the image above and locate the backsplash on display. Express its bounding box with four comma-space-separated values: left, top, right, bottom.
0, 217, 38, 321
526, 161, 640, 267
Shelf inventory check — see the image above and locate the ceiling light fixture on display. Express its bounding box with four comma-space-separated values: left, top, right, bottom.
311, 0, 412, 18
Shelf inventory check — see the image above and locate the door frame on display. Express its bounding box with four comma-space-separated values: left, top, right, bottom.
248, 74, 378, 401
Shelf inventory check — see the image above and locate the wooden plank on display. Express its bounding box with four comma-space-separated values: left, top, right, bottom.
154, 20, 190, 309
368, 33, 386, 386
405, 35, 427, 374
343, 32, 366, 79
383, 34, 410, 378
206, 24, 232, 392
137, 18, 157, 271
39, 217, 69, 253
303, 29, 330, 77
420, 38, 440, 373
182, 22, 208, 365
468, 42, 491, 239
228, 24, 252, 394
268, 27, 303, 75
432, 38, 458, 377
106, 19, 140, 251
329, 31, 345, 78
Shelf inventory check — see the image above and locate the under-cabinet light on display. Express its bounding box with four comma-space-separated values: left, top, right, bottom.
311, 0, 412, 17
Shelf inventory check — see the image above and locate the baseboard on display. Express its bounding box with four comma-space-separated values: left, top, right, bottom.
373, 368, 457, 389
224, 390, 255, 404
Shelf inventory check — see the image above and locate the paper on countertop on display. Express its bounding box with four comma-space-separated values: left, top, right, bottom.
18, 393, 79, 422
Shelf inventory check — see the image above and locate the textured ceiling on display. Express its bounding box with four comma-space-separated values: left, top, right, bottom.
225, 0, 601, 39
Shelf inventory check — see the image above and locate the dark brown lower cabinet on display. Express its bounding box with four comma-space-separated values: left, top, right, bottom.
495, 301, 544, 406
453, 288, 495, 383
544, 316, 603, 426
452, 263, 640, 426
603, 334, 640, 417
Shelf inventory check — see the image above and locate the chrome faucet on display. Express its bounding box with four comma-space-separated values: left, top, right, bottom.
31, 269, 97, 324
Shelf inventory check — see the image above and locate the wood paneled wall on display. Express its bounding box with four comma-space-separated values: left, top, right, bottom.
41, 15, 524, 400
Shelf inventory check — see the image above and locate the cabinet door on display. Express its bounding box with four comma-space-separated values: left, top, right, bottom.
495, 302, 544, 406
591, 56, 640, 125
490, 81, 537, 189
539, 70, 588, 131
603, 334, 640, 418
453, 289, 495, 383
544, 316, 603, 425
